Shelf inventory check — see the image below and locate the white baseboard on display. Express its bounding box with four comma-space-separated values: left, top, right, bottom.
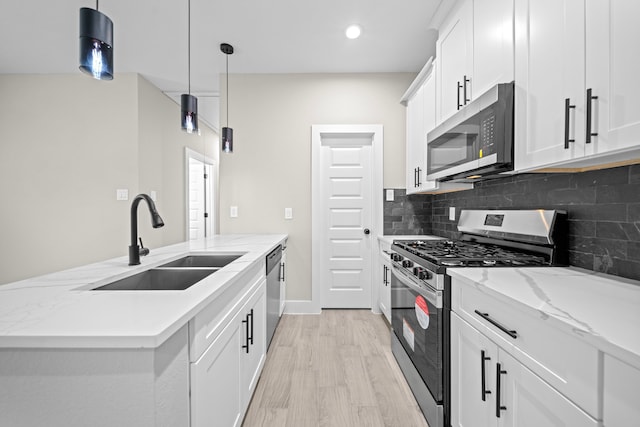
283, 300, 321, 315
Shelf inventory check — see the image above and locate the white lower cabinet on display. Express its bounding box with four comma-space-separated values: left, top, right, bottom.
603, 354, 640, 427
191, 309, 243, 427
451, 313, 599, 427
190, 269, 267, 427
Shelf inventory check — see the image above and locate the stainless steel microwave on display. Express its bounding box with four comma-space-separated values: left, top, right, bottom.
426, 82, 514, 183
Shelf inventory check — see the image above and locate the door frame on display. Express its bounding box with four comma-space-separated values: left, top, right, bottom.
184, 147, 218, 239
310, 124, 383, 314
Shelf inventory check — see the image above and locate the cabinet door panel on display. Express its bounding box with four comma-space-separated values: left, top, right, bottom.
603, 354, 640, 427
515, 0, 585, 171
586, 0, 640, 155
451, 314, 496, 427
498, 350, 598, 427
241, 281, 266, 409
191, 313, 242, 427
437, 0, 473, 123
406, 83, 425, 194
473, 0, 514, 98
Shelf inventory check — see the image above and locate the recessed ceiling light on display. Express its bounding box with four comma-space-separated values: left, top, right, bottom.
345, 24, 362, 39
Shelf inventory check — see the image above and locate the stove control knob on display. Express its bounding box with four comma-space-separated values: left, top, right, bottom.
412, 267, 429, 280
391, 253, 403, 262
402, 259, 413, 268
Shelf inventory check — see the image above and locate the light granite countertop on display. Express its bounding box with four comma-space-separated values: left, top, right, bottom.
448, 267, 640, 369
0, 234, 287, 349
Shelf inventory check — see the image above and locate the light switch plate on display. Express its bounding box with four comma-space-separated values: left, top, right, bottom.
116, 189, 128, 201
386, 189, 395, 201
449, 207, 456, 221
150, 191, 157, 201
230, 206, 238, 218
285, 208, 293, 219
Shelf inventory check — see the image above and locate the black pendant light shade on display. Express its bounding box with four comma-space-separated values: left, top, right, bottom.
222, 127, 233, 153
181, 94, 198, 134
221, 43, 234, 153
79, 7, 113, 80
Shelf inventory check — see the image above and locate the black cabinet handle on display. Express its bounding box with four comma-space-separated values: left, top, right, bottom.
463, 75, 470, 105
496, 363, 507, 417
279, 262, 285, 282
564, 98, 576, 149
248, 308, 254, 346
586, 88, 598, 144
474, 310, 518, 339
457, 81, 463, 110
242, 315, 250, 353
416, 167, 421, 187
481, 350, 492, 401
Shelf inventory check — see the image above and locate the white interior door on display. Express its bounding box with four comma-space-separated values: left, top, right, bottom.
316, 130, 377, 308
186, 148, 216, 240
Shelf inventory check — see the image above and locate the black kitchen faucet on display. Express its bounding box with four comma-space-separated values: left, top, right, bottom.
128, 193, 164, 265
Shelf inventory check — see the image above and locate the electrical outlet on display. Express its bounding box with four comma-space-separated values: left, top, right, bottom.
386, 189, 395, 201
449, 207, 456, 221
116, 189, 128, 201
150, 191, 157, 201
230, 206, 238, 218
284, 208, 293, 219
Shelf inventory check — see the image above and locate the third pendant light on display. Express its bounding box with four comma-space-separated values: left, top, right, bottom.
221, 43, 234, 153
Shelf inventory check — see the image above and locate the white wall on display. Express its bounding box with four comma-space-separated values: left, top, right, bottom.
0, 74, 218, 285
219, 73, 414, 301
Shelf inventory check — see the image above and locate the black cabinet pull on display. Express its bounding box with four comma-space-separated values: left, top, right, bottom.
463, 75, 470, 105
474, 310, 518, 339
383, 265, 387, 286
564, 98, 576, 149
586, 88, 598, 144
457, 81, 463, 110
242, 315, 250, 353
279, 262, 285, 282
496, 363, 507, 417
481, 350, 492, 401
417, 167, 421, 187
248, 308, 254, 346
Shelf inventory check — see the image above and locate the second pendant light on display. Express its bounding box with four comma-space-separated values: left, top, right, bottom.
221, 43, 234, 153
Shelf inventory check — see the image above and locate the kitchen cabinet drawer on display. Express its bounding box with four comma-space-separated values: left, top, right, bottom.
189, 261, 264, 362
452, 278, 599, 417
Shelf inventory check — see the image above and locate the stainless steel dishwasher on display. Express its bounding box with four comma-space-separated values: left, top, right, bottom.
265, 245, 282, 349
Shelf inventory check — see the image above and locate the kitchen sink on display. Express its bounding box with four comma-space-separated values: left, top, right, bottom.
158, 254, 244, 268
92, 268, 216, 291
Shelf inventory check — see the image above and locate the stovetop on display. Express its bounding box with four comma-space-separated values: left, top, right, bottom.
392, 239, 549, 268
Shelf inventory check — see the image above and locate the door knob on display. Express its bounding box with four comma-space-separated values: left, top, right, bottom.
364, 228, 370, 235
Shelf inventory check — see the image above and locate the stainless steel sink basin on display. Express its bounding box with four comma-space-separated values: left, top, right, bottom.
158, 254, 243, 268
92, 268, 216, 291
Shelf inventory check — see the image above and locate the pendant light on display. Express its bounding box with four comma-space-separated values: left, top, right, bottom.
181, 0, 198, 134
221, 43, 234, 153
79, 1, 113, 80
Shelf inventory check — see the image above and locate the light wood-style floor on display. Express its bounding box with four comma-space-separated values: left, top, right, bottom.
242, 310, 430, 427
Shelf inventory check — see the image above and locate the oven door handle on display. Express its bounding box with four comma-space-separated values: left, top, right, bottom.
391, 264, 442, 308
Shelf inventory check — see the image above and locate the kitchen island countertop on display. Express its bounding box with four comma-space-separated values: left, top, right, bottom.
0, 234, 287, 349
448, 266, 640, 369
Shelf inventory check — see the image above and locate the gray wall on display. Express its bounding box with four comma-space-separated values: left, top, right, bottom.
0, 74, 218, 285
218, 73, 415, 301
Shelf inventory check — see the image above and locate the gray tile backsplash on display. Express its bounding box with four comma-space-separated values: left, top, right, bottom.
384, 164, 640, 282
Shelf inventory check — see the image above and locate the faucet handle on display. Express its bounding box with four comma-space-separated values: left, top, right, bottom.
139, 238, 150, 257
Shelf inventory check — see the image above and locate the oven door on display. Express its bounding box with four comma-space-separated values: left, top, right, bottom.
391, 263, 443, 402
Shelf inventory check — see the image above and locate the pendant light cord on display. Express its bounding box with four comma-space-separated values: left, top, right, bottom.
96, 0, 99, 10
226, 54, 229, 128
187, 0, 191, 95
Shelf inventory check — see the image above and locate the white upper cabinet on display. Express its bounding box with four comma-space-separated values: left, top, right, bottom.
402, 59, 473, 194
437, 0, 473, 123
472, 0, 514, 98
437, 0, 514, 124
586, 1, 640, 157
515, 0, 640, 172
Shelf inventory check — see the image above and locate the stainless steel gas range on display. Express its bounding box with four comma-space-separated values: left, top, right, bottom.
389, 209, 567, 427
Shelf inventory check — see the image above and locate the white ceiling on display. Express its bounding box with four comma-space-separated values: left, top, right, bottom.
0, 0, 446, 130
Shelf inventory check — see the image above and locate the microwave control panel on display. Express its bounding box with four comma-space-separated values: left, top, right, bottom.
479, 114, 496, 158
